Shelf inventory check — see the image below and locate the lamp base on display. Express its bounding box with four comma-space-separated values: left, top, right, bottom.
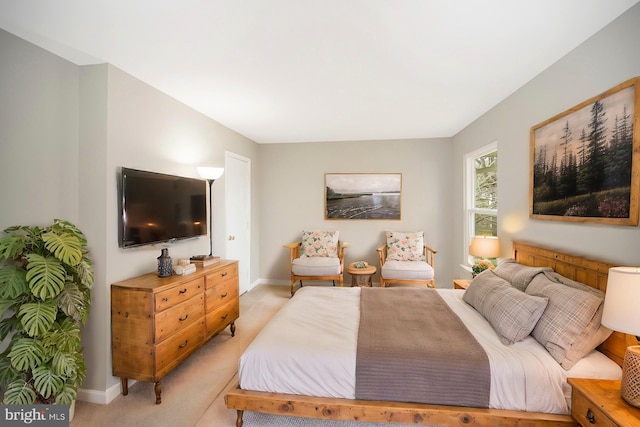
621, 345, 640, 408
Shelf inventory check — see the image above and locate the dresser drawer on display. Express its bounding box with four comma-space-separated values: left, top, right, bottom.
155, 294, 204, 343
572, 389, 617, 427
156, 319, 204, 377
205, 263, 238, 289
155, 277, 204, 311
206, 297, 239, 336
205, 279, 239, 313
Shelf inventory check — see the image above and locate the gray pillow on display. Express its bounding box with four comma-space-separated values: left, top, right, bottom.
492, 258, 553, 291
526, 273, 612, 370
463, 270, 549, 345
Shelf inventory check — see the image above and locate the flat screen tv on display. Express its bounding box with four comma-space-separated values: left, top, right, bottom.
118, 167, 207, 248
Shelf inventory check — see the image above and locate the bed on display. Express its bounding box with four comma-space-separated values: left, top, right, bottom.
225, 241, 638, 426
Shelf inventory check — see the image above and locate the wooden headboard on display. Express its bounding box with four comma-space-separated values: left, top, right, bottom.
512, 241, 638, 367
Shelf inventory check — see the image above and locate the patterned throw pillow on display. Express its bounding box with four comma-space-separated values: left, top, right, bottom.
493, 258, 553, 291
385, 231, 425, 261
464, 270, 549, 345
525, 273, 610, 369
300, 230, 339, 257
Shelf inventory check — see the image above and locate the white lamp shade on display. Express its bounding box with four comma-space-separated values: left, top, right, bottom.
197, 166, 224, 180
469, 236, 500, 258
601, 267, 640, 337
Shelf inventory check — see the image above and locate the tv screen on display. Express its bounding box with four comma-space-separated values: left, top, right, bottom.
118, 167, 207, 248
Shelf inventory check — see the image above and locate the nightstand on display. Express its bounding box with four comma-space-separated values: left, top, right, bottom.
453, 279, 472, 290
568, 378, 640, 426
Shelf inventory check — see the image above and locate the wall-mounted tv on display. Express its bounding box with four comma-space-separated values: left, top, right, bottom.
118, 167, 207, 248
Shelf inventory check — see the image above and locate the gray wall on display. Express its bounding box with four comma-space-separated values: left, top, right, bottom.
451, 4, 640, 276
257, 139, 454, 287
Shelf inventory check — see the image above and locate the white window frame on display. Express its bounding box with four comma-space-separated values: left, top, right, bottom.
463, 141, 498, 266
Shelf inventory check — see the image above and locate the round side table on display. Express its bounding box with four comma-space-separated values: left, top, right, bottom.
347, 263, 377, 287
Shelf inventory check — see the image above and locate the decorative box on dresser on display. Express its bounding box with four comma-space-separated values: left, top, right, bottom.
111, 260, 239, 404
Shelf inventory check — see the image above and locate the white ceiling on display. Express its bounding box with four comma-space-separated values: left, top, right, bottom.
1, 0, 638, 143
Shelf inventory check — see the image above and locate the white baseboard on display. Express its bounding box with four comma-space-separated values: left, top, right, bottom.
77, 380, 136, 404
254, 278, 288, 286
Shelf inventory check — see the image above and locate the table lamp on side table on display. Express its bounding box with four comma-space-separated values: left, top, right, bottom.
601, 267, 640, 408
469, 236, 500, 276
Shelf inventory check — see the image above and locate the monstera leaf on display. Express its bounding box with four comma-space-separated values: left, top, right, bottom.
42, 318, 81, 355
8, 337, 47, 372
3, 379, 37, 405
25, 254, 66, 300
74, 258, 94, 289
0, 354, 20, 386
42, 230, 82, 266
0, 316, 21, 341
18, 300, 57, 337
54, 384, 77, 405
0, 227, 26, 261
32, 366, 64, 399
0, 265, 29, 299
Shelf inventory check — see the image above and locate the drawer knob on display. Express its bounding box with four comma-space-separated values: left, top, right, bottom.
221, 292, 228, 298
179, 288, 187, 294
179, 314, 189, 321
586, 408, 596, 424
162, 297, 168, 302
221, 314, 228, 320
221, 272, 228, 277
179, 340, 189, 349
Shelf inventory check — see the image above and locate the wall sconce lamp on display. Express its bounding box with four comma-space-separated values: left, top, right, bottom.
197, 166, 224, 258
601, 266, 640, 408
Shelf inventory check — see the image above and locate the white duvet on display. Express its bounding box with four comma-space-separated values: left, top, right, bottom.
238, 286, 621, 414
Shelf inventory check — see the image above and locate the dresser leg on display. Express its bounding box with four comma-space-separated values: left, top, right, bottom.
235, 410, 244, 427
230, 321, 236, 337
120, 378, 128, 395
154, 380, 162, 404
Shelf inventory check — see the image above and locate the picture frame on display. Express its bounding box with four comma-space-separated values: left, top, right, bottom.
325, 173, 402, 220
530, 77, 640, 226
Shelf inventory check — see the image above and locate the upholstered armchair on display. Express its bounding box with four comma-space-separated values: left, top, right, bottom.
284, 230, 349, 296
376, 231, 436, 288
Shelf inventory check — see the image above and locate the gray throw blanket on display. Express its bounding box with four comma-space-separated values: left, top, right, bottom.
355, 287, 490, 407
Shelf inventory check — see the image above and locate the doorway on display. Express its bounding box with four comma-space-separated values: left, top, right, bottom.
225, 151, 251, 294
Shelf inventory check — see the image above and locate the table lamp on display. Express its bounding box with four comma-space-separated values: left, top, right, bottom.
469, 236, 500, 275
601, 266, 640, 408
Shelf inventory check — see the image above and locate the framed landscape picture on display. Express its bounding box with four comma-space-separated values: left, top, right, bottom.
530, 77, 640, 226
325, 173, 401, 220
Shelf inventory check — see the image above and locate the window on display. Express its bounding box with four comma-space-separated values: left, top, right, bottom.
464, 142, 498, 264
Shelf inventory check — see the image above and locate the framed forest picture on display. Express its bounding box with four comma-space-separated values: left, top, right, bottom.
530, 77, 640, 226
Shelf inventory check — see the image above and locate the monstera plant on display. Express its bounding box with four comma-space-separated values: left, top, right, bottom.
0, 219, 94, 405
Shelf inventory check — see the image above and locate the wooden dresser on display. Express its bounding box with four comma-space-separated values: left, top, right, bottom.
111, 260, 239, 404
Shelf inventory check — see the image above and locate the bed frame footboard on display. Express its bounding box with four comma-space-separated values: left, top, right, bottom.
224, 385, 577, 427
